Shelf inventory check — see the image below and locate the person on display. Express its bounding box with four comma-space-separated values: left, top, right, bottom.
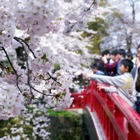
102, 49, 118, 76
116, 49, 126, 75
126, 52, 133, 60
132, 45, 140, 113
97, 50, 110, 75
135, 67, 140, 114
90, 64, 104, 75
130, 53, 137, 78
84, 59, 134, 106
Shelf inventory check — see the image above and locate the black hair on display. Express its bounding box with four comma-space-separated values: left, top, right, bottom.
126, 52, 133, 60
90, 64, 97, 69
137, 44, 140, 50
120, 59, 133, 72
111, 49, 118, 56
117, 49, 126, 57
101, 50, 110, 56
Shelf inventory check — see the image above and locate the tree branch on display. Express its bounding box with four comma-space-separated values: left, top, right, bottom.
30, 85, 56, 97
13, 37, 64, 101
0, 47, 22, 93
47, 72, 57, 82
14, 37, 36, 59
86, 1, 96, 12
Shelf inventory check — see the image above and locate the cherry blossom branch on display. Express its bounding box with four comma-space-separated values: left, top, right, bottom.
0, 47, 22, 93
86, 0, 97, 12
14, 37, 36, 59
47, 72, 57, 82
26, 52, 35, 100
30, 85, 57, 97
13, 38, 59, 99
66, 1, 96, 33
13, 38, 35, 99
14, 38, 62, 100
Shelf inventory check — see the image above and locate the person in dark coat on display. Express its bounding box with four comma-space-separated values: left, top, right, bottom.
97, 50, 110, 75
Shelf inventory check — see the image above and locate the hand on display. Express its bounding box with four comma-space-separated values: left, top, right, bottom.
102, 56, 107, 63
83, 73, 90, 79
97, 85, 106, 90
97, 83, 109, 90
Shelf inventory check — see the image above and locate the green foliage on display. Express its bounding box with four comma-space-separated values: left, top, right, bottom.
82, 18, 108, 54
53, 63, 60, 73
57, 17, 62, 20
47, 109, 79, 118
0, 108, 83, 140
112, 10, 124, 19
41, 54, 49, 62
54, 63, 60, 70
48, 109, 83, 140
99, 0, 108, 6
76, 49, 83, 55
0, 115, 33, 139
87, 18, 107, 32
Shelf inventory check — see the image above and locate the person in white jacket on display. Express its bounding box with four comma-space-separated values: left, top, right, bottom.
84, 59, 134, 106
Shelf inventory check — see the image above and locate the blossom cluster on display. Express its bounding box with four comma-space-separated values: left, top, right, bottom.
0, 82, 24, 120
0, 104, 51, 140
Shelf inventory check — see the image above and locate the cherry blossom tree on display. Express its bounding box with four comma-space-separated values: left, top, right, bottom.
100, 0, 140, 52
0, 0, 103, 120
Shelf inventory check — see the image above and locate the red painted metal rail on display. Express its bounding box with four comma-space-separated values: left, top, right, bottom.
68, 80, 140, 140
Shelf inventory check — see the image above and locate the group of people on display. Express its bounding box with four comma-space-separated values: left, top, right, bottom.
84, 45, 140, 114
90, 48, 133, 76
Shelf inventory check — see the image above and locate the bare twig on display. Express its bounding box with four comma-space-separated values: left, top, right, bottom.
30, 85, 56, 97
47, 72, 57, 82
86, 1, 96, 12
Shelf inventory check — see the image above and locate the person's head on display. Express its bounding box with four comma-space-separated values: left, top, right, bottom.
116, 49, 126, 60
101, 50, 110, 59
119, 59, 133, 74
90, 64, 98, 74
126, 52, 133, 60
137, 45, 140, 59
111, 49, 118, 61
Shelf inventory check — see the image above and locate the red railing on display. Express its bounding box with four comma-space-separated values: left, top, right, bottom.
68, 80, 140, 140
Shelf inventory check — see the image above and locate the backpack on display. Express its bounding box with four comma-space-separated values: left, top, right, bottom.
135, 67, 140, 114
135, 67, 140, 92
